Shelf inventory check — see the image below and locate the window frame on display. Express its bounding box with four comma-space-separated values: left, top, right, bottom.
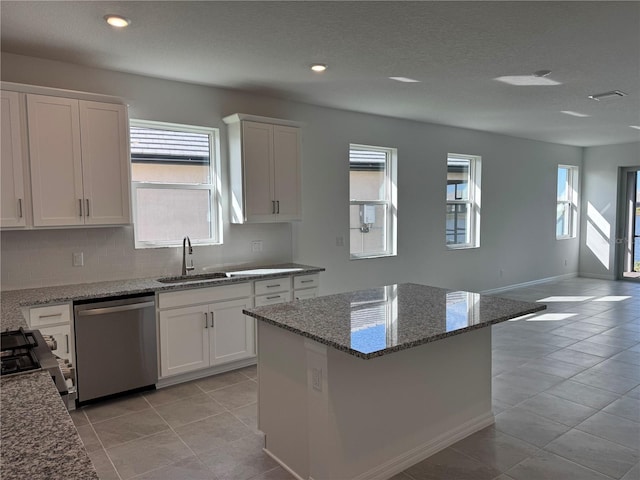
556, 165, 579, 240
130, 119, 223, 249
349, 144, 398, 260
446, 153, 481, 250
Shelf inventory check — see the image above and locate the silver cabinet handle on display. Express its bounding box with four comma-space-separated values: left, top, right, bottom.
204, 312, 208, 328
300, 280, 313, 284
266, 295, 281, 300
210, 311, 214, 328
78, 199, 83, 217
266, 284, 281, 289
38, 313, 63, 319
276, 200, 280, 214
17, 199, 23, 218
65, 334, 70, 354
85, 199, 90, 217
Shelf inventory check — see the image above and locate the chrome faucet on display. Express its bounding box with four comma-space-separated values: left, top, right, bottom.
182, 236, 195, 276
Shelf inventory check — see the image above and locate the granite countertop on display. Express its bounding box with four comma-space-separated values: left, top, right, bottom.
0, 262, 323, 480
1, 263, 325, 331
1, 371, 98, 480
244, 282, 546, 359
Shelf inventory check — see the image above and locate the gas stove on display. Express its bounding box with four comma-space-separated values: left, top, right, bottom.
1, 327, 70, 407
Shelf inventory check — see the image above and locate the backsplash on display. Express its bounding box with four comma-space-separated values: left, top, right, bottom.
0, 224, 292, 290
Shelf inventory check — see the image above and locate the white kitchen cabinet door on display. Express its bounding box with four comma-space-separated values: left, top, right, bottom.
210, 297, 256, 366
159, 305, 210, 377
27, 94, 84, 226
79, 101, 131, 225
225, 114, 302, 223
0, 91, 27, 228
272, 125, 301, 221
242, 121, 275, 221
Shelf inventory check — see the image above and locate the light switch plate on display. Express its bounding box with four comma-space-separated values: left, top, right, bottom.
251, 240, 263, 252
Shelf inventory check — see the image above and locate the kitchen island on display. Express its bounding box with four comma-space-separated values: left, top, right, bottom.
244, 283, 546, 480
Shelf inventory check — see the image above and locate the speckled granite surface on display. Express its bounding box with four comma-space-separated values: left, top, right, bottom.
0, 262, 323, 479
1, 371, 98, 479
0, 263, 324, 331
245, 283, 546, 359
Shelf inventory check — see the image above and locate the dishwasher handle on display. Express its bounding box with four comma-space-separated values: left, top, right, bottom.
76, 301, 155, 316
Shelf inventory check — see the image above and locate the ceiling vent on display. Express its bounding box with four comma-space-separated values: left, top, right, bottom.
588, 90, 627, 101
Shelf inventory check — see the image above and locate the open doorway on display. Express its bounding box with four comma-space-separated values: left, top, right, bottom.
618, 167, 640, 280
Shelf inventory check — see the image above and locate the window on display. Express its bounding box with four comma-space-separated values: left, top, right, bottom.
349, 144, 397, 259
556, 165, 579, 239
446, 154, 481, 248
130, 120, 221, 248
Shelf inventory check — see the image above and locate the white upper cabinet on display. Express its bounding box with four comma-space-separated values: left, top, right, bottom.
224, 114, 302, 223
79, 101, 130, 225
0, 91, 27, 228
26, 92, 131, 227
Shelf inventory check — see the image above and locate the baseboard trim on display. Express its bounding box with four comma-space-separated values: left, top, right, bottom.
578, 272, 616, 281
352, 412, 495, 480
263, 448, 306, 480
156, 358, 256, 388
265, 412, 494, 480
481, 273, 578, 295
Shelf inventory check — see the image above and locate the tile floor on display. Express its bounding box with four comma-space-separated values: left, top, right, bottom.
70, 277, 640, 480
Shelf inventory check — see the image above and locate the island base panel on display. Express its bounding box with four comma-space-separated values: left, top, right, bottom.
257, 323, 494, 480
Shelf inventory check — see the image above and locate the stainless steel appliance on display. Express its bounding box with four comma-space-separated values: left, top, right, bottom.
74, 294, 157, 404
1, 328, 70, 406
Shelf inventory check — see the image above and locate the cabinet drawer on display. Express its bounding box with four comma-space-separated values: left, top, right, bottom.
293, 274, 319, 290
294, 288, 318, 301
255, 277, 291, 296
159, 282, 251, 309
29, 303, 71, 327
255, 291, 292, 307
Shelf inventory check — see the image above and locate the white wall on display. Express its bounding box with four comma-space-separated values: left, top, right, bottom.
580, 142, 640, 279
1, 53, 583, 293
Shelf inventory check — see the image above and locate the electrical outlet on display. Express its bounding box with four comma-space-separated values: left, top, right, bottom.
311, 368, 322, 391
499, 269, 504, 278
336, 236, 345, 247
72, 252, 84, 267
251, 240, 263, 252
564, 259, 568, 266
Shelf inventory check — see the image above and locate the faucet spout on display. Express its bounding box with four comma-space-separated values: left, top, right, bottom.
182, 236, 195, 275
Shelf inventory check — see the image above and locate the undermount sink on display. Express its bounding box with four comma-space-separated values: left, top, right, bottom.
157, 272, 229, 284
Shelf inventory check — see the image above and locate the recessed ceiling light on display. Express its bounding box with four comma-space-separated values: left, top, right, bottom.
494, 75, 561, 86
310, 64, 327, 73
104, 15, 131, 28
588, 90, 627, 101
561, 110, 590, 118
630, 125, 640, 130
389, 77, 421, 83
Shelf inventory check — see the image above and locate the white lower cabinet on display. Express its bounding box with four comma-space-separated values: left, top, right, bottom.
158, 284, 255, 378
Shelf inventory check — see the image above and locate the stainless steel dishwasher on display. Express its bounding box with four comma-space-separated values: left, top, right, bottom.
74, 294, 157, 404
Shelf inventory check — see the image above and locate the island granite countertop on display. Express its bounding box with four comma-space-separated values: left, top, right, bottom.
244, 282, 546, 359
0, 262, 324, 480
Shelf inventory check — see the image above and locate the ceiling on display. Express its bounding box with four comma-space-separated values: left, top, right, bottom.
1, 1, 639, 147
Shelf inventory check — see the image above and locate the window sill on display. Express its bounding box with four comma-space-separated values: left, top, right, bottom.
556, 236, 577, 241
446, 244, 479, 250
350, 253, 397, 260
135, 241, 222, 249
